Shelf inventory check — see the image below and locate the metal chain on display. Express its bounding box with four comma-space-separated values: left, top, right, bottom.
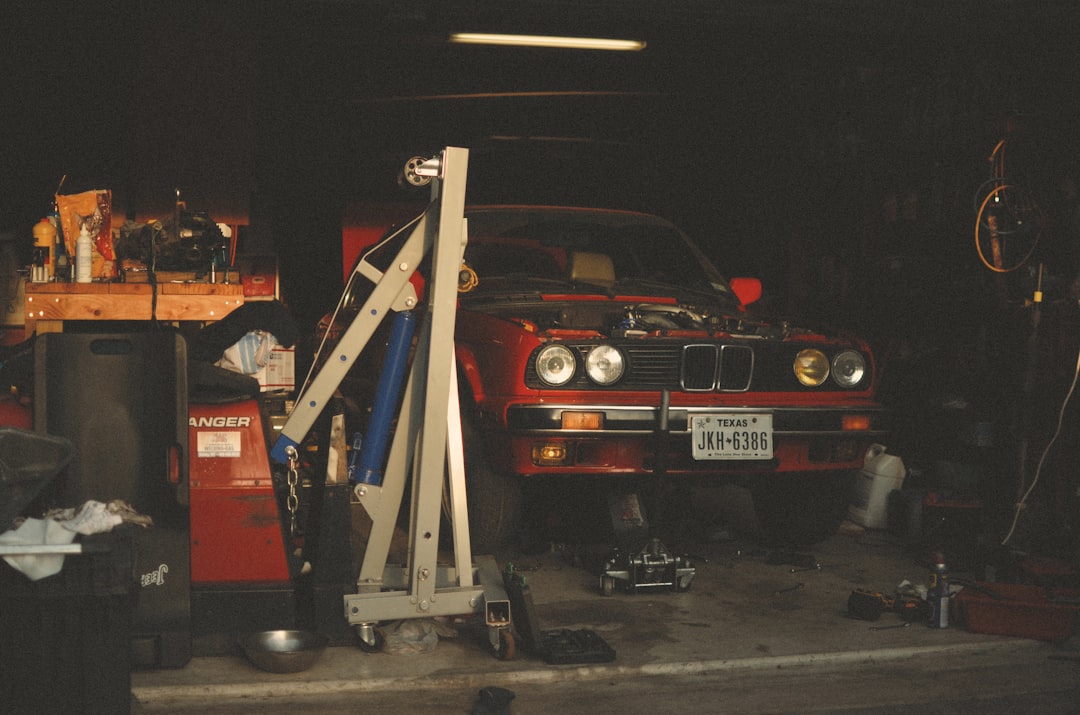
285, 445, 300, 538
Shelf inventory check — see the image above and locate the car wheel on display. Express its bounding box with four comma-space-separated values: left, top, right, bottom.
461, 406, 523, 552
750, 470, 855, 547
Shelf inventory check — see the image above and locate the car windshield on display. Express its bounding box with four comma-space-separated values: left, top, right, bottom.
462, 209, 736, 303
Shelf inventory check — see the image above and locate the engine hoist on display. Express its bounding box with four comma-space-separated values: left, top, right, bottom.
270, 146, 513, 655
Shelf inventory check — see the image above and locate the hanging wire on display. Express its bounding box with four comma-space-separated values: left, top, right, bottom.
1001, 343, 1080, 545
981, 126, 1080, 545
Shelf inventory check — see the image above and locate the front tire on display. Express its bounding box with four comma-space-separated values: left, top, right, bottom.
461, 406, 522, 552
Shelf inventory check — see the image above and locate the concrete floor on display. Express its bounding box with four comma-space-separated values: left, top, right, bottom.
130, 514, 1080, 714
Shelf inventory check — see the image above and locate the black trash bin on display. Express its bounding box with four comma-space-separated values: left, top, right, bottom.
0, 526, 138, 714
34, 331, 192, 669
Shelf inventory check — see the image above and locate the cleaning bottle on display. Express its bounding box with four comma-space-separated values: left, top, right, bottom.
76, 223, 93, 283
928, 552, 950, 628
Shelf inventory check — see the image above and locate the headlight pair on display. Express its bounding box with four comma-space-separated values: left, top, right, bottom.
536, 344, 624, 387
793, 349, 867, 388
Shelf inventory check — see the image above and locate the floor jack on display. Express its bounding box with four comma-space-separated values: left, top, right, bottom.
599, 391, 695, 596
269, 146, 513, 657
600, 492, 695, 596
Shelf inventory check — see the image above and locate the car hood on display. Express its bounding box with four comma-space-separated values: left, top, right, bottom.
459, 289, 852, 345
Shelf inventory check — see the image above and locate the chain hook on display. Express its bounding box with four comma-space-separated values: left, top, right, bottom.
285, 445, 300, 538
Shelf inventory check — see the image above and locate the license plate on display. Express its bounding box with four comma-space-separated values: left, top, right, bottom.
691, 413, 773, 460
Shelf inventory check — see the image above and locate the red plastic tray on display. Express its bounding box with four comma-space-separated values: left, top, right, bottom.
954, 582, 1080, 642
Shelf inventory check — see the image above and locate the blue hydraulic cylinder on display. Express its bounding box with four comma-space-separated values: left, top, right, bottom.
352, 310, 416, 486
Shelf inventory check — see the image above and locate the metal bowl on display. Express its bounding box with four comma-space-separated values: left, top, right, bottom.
238, 630, 328, 674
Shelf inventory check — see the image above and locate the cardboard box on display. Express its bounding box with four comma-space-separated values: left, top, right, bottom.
237, 255, 278, 300
241, 273, 276, 298
254, 346, 295, 392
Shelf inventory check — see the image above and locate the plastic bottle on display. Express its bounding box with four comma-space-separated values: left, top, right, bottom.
76, 224, 93, 283
33, 218, 56, 281
928, 552, 950, 628
847, 444, 906, 529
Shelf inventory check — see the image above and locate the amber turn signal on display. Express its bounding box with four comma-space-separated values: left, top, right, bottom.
561, 411, 604, 430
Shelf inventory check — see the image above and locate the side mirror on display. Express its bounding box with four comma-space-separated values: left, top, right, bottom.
729, 277, 762, 307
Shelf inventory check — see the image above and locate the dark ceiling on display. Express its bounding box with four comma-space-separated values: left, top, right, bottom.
7, 1, 1079, 212
5, 0, 1080, 328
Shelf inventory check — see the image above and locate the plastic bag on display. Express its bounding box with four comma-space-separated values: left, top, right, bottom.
56, 189, 116, 279
381, 618, 458, 655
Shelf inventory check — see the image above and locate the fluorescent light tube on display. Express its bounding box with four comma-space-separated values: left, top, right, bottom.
450, 33, 646, 51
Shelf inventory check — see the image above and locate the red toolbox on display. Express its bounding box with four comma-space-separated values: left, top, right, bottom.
954, 582, 1080, 641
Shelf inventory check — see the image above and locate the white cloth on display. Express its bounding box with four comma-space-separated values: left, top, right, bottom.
57, 500, 124, 535
0, 517, 77, 581
0, 500, 125, 581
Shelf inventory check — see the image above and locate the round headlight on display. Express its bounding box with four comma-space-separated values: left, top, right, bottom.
831, 350, 867, 387
793, 348, 830, 386
535, 344, 576, 386
585, 344, 625, 385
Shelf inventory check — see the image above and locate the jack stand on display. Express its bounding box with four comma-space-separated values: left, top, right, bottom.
270, 147, 512, 658
600, 492, 695, 595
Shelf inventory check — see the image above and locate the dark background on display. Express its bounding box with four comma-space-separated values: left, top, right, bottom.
5, 2, 1080, 308
4, 0, 1080, 546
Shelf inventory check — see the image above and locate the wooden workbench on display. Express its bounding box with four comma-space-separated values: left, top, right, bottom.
24, 281, 244, 335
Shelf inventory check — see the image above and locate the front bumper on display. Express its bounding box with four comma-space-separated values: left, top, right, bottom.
498, 402, 888, 477
507, 403, 887, 436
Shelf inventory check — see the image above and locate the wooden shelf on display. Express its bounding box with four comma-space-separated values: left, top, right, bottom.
25, 281, 244, 334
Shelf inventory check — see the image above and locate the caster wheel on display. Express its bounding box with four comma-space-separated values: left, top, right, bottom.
355, 624, 385, 653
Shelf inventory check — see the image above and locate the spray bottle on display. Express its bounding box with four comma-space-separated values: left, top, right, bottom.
928, 552, 950, 628
76, 222, 93, 283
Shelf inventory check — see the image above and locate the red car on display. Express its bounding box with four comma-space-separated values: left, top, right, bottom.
343, 205, 887, 548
